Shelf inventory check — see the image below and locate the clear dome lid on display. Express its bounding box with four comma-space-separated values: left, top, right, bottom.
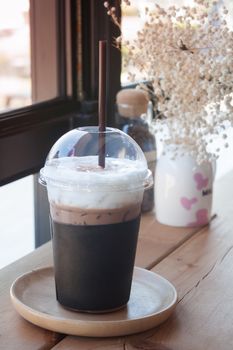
40, 126, 152, 192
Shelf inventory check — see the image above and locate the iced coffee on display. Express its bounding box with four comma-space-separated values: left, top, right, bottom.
40, 127, 152, 312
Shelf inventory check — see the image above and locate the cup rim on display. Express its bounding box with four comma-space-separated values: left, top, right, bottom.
77, 126, 118, 134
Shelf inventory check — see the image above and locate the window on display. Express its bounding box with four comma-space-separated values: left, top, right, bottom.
0, 0, 78, 186
0, 0, 122, 260
0, 0, 31, 112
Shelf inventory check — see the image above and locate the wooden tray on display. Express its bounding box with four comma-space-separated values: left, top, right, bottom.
10, 266, 177, 337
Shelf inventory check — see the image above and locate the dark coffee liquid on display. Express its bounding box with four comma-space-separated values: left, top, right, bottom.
51, 216, 140, 312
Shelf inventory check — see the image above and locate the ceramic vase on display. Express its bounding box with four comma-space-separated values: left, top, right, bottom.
155, 144, 215, 227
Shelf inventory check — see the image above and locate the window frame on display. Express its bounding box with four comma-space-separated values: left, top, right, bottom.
0, 0, 122, 247
0, 0, 121, 187
0, 0, 79, 186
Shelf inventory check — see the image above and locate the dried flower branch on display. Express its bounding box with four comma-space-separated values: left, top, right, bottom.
104, 0, 131, 47
104, 0, 233, 163
104, 1, 121, 30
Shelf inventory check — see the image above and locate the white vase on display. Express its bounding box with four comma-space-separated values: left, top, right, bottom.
155, 144, 215, 227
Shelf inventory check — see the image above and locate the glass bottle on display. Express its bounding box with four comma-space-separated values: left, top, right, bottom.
116, 88, 156, 212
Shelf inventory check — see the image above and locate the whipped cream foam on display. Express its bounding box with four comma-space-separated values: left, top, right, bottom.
41, 156, 150, 209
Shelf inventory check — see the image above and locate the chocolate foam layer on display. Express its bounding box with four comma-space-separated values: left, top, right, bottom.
50, 202, 141, 225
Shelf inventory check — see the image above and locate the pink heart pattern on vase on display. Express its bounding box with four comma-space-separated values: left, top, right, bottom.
180, 197, 198, 210
188, 209, 209, 227
194, 172, 209, 190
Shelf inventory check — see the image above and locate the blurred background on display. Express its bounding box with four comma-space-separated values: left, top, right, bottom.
0, 0, 31, 112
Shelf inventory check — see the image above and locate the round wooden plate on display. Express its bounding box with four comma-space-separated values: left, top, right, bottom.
10, 266, 177, 337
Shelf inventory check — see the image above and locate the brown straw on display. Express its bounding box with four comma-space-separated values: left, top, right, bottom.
98, 40, 107, 168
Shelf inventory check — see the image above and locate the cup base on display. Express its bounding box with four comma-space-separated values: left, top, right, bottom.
59, 301, 127, 314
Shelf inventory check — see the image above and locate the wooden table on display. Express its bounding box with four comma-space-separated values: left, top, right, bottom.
1, 170, 233, 349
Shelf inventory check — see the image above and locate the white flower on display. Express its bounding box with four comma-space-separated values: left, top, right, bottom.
105, 0, 233, 164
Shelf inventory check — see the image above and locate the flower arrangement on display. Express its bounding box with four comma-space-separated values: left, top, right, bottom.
104, 0, 233, 163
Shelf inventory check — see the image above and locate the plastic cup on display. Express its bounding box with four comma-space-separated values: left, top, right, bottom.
40, 126, 152, 313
